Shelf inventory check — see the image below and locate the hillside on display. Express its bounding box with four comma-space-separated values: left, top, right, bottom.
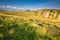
0, 9, 60, 40
1, 9, 60, 21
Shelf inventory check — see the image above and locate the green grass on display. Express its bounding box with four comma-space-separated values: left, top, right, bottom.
0, 9, 60, 40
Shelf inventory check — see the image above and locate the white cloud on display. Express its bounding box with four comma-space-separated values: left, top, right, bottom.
0, 5, 17, 9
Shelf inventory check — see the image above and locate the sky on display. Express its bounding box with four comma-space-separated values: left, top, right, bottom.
0, 0, 60, 10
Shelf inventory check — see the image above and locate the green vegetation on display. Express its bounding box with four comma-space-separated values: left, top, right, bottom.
0, 9, 60, 40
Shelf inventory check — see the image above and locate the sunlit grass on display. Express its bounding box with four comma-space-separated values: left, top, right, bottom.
0, 10, 60, 40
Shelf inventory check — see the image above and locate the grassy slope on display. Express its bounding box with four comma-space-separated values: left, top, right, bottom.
0, 9, 60, 40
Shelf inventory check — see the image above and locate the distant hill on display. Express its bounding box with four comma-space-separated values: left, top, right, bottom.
0, 9, 60, 21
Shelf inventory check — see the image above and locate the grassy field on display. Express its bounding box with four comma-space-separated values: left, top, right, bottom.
0, 9, 60, 40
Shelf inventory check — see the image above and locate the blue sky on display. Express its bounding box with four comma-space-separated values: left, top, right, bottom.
0, 0, 60, 10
